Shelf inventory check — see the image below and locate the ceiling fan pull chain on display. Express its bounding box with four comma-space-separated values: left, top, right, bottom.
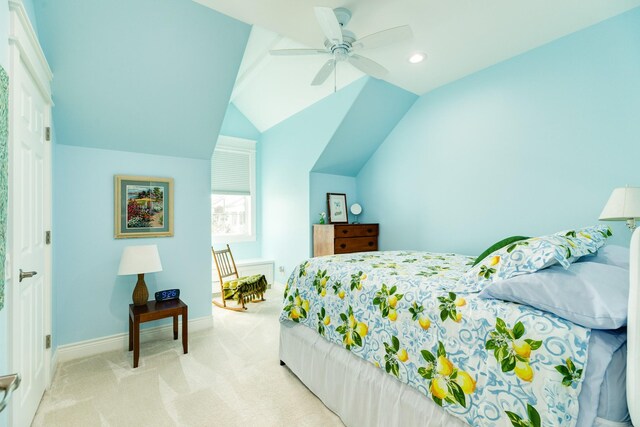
334, 59, 337, 93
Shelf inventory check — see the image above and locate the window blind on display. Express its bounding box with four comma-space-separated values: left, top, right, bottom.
211, 148, 251, 195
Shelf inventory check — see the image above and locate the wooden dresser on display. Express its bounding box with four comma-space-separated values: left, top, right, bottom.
313, 224, 379, 257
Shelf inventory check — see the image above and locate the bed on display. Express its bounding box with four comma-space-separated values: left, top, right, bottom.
278, 225, 638, 427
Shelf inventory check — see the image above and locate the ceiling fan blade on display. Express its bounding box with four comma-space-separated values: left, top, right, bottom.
314, 7, 343, 45
270, 48, 328, 56
311, 59, 336, 86
348, 54, 388, 79
352, 25, 413, 51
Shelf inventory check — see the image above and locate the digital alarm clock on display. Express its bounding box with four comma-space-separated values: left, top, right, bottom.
155, 289, 180, 302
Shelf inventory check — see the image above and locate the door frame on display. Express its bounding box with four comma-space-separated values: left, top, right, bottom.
7, 0, 54, 423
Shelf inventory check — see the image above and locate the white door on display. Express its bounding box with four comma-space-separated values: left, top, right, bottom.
7, 3, 53, 425
9, 52, 48, 427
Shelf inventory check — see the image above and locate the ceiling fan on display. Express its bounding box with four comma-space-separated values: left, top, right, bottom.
269, 7, 412, 86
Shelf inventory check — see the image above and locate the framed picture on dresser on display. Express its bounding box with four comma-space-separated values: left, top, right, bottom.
327, 193, 348, 224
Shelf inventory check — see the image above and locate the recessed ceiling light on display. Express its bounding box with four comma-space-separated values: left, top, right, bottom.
408, 52, 427, 64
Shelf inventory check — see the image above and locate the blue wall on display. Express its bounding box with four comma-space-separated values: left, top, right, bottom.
309, 172, 358, 252
357, 8, 640, 255
22, 0, 38, 33
259, 76, 419, 280
260, 79, 366, 281
313, 79, 417, 176
309, 173, 359, 225
53, 145, 211, 345
34, 0, 250, 159
31, 0, 251, 347
220, 103, 261, 141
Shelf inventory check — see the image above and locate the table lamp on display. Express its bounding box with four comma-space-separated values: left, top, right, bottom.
599, 187, 640, 231
118, 245, 163, 306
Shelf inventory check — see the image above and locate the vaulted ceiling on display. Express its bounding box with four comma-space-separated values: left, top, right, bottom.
197, 0, 640, 131
35, 0, 251, 159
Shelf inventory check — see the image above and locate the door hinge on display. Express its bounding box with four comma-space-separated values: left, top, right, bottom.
45, 230, 51, 245
45, 127, 51, 142
45, 335, 51, 349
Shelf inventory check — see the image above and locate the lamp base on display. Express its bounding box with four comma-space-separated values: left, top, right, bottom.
132, 273, 149, 306
627, 218, 637, 231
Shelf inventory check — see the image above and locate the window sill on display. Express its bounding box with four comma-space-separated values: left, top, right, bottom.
212, 234, 256, 244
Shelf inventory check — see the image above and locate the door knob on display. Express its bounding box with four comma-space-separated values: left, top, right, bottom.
19, 269, 37, 283
0, 373, 20, 413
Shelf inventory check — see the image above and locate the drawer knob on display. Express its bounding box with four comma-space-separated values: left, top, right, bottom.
340, 244, 346, 249
367, 229, 373, 233
368, 241, 374, 247
342, 230, 348, 234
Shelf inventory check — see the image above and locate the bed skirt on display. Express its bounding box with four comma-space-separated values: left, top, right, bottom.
279, 320, 467, 427
279, 320, 632, 427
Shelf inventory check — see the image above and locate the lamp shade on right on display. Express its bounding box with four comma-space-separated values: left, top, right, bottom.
599, 187, 640, 221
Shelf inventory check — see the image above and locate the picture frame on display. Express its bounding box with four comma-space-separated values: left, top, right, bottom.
114, 175, 174, 238
327, 193, 348, 224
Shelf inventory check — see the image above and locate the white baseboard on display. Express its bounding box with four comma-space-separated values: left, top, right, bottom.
54, 315, 213, 364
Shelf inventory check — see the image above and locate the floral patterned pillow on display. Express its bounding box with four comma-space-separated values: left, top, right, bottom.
553, 225, 613, 263
458, 225, 612, 292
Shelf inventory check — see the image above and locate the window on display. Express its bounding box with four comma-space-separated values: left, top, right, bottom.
211, 136, 256, 243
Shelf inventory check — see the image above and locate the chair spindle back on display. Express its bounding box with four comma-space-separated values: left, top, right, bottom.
212, 244, 239, 283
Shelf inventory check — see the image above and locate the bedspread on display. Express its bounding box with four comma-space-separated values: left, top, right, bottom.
279, 251, 591, 427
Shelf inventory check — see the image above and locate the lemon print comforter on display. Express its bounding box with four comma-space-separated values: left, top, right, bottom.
280, 251, 590, 427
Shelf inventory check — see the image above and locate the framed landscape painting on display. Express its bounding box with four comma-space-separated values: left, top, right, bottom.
114, 175, 174, 238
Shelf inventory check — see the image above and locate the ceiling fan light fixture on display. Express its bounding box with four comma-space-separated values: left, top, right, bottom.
408, 52, 427, 64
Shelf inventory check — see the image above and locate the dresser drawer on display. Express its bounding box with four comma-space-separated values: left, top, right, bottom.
334, 224, 378, 238
313, 223, 380, 257
334, 237, 378, 254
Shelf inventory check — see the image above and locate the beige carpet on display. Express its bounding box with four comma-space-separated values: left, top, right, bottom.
33, 289, 344, 427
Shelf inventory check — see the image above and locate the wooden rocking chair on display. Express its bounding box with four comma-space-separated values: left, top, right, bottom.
212, 245, 267, 311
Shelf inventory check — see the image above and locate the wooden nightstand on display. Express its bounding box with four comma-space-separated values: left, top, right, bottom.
313, 224, 379, 257
128, 299, 188, 368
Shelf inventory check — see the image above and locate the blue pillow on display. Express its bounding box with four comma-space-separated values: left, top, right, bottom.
478, 261, 628, 329
578, 245, 629, 270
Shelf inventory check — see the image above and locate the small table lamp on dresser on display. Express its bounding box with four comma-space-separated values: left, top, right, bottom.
118, 245, 163, 306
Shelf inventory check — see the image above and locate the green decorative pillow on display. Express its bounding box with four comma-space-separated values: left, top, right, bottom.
473, 236, 530, 266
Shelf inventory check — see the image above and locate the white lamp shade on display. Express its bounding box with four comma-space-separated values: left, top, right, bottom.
117, 245, 163, 275
599, 187, 640, 221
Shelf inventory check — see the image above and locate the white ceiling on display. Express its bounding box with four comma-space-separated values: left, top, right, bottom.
228, 25, 365, 132
196, 0, 640, 131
